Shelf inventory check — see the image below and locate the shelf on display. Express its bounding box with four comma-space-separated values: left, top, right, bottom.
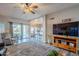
52, 43, 76, 53
50, 35, 78, 53
53, 35, 78, 40
58, 43, 69, 49
53, 43, 58, 46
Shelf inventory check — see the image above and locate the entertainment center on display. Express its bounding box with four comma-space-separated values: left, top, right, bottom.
50, 21, 79, 54
53, 35, 77, 53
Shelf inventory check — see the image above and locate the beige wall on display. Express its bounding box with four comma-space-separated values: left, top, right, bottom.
0, 15, 29, 33
0, 15, 29, 24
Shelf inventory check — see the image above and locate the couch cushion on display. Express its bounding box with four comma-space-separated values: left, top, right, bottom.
0, 34, 3, 43
0, 43, 4, 47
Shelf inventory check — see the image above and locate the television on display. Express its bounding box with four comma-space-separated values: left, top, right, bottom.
53, 22, 79, 37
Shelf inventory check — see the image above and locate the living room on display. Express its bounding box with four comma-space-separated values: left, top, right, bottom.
0, 3, 79, 56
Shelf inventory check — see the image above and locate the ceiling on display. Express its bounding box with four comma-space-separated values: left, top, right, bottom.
0, 3, 78, 20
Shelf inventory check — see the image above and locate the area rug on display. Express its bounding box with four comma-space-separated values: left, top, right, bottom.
6, 41, 76, 56
6, 42, 54, 56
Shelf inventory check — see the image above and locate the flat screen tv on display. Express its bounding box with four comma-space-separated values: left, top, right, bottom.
53, 22, 79, 37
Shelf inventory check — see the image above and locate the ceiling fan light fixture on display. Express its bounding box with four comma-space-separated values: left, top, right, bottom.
23, 8, 34, 13
18, 3, 38, 14
26, 8, 32, 13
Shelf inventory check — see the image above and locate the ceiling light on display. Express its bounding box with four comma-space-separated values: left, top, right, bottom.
18, 3, 38, 14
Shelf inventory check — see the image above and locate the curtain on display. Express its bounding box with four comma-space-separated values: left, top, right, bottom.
9, 22, 13, 37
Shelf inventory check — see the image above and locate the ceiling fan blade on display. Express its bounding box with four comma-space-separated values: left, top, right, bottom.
31, 6, 38, 9
23, 11, 35, 14
27, 8, 36, 14
31, 11, 35, 14
23, 8, 35, 14
32, 6, 38, 9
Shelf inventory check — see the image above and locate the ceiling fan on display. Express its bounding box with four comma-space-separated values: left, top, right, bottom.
18, 3, 38, 14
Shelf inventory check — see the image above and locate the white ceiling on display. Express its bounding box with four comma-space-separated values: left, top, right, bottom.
0, 3, 78, 20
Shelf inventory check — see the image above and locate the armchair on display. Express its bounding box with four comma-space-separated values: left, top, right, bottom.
0, 33, 7, 56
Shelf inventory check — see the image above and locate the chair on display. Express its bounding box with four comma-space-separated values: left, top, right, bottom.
0, 33, 7, 56
1, 33, 15, 46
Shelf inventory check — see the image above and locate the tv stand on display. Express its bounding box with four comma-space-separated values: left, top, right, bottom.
50, 35, 79, 53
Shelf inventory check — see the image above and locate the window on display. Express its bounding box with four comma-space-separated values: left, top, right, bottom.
0, 22, 5, 33
11, 23, 30, 44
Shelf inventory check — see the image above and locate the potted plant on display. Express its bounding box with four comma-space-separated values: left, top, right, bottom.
47, 50, 59, 56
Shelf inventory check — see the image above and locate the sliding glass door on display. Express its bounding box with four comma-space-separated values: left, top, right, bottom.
22, 24, 29, 43
30, 26, 43, 43
23, 25, 29, 39
30, 18, 44, 43
12, 23, 22, 43
12, 23, 29, 44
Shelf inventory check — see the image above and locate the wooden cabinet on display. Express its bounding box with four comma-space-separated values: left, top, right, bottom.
50, 35, 78, 53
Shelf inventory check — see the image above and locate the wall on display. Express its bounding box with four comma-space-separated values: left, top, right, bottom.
0, 15, 29, 43
0, 15, 29, 24
46, 4, 79, 42
0, 15, 29, 33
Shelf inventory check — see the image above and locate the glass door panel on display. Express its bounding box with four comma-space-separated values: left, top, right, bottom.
12, 23, 30, 44
30, 26, 43, 43
23, 25, 29, 39
22, 24, 29, 42
12, 23, 22, 43
30, 22, 43, 43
